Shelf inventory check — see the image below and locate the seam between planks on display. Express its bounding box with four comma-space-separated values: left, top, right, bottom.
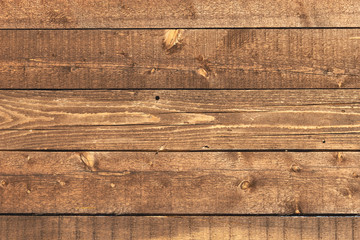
0, 150, 360, 152
3, 27, 360, 30
0, 213, 359, 217
2, 88, 360, 91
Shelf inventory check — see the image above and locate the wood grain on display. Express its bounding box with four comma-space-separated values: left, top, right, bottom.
1, 0, 360, 28
2, 0, 359, 234
1, 90, 360, 150
0, 216, 359, 239
0, 151, 360, 214
1, 29, 360, 89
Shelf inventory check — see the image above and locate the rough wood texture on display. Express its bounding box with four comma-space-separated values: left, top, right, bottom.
1, 90, 360, 150
0, 151, 360, 214
0, 216, 358, 239
1, 29, 360, 89
1, 0, 360, 28
2, 0, 359, 234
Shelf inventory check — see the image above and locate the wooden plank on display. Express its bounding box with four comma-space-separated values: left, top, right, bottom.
1, 29, 360, 89
0, 151, 360, 214
1, 0, 360, 28
0, 216, 358, 239
1, 90, 360, 150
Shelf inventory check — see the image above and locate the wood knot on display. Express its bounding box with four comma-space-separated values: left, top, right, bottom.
79, 152, 97, 171
339, 187, 353, 199
336, 152, 344, 164
290, 164, 301, 172
48, 9, 71, 24
239, 180, 251, 190
196, 55, 204, 62
0, 180, 8, 187
195, 55, 214, 79
145, 68, 157, 75
196, 68, 209, 79
57, 180, 66, 186
163, 29, 183, 53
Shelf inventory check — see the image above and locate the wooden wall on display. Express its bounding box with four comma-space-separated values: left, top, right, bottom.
0, 0, 360, 239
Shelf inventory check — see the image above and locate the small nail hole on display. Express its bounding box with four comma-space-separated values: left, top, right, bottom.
155, 96, 160, 101
322, 139, 326, 143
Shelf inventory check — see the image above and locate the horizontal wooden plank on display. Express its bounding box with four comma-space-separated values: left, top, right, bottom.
1, 0, 360, 28
1, 29, 360, 89
1, 90, 360, 150
0, 216, 358, 239
0, 151, 360, 214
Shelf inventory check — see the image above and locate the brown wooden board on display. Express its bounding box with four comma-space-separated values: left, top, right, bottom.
1, 29, 360, 89
0, 151, 359, 214
1, 0, 360, 28
0, 216, 358, 239
2, 0, 359, 235
1, 90, 360, 150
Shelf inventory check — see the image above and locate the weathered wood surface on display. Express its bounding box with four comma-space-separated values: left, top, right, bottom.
0, 151, 359, 214
1, 0, 359, 234
1, 90, 360, 150
0, 216, 358, 239
1, 29, 360, 89
0, 0, 360, 28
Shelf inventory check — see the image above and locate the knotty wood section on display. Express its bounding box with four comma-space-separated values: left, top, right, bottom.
1, 90, 360, 150
0, 216, 358, 239
1, 29, 360, 89
0, 0, 360, 28
0, 151, 359, 214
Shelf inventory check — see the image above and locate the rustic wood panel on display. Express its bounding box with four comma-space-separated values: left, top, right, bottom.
0, 0, 360, 28
1, 29, 360, 89
0, 216, 358, 239
1, 90, 360, 150
0, 151, 360, 214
